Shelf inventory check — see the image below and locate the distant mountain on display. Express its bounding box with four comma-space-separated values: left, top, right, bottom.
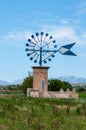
11, 79, 24, 85
0, 79, 24, 85
58, 76, 86, 83
0, 80, 10, 85
0, 76, 86, 85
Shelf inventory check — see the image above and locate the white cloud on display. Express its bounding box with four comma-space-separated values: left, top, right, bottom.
82, 32, 86, 38
1, 24, 86, 46
60, 20, 69, 25
3, 31, 31, 42
39, 25, 82, 44
0, 30, 33, 46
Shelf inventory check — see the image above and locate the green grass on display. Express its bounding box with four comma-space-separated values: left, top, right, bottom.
0, 90, 22, 95
0, 95, 86, 130
79, 92, 86, 98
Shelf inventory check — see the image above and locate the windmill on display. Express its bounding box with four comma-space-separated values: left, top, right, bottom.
26, 32, 77, 97
25, 32, 76, 66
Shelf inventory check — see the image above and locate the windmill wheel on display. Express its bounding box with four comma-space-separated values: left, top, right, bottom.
25, 32, 58, 66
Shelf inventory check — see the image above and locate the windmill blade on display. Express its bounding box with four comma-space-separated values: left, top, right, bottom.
25, 48, 29, 51
26, 43, 35, 48
28, 38, 36, 45
36, 32, 40, 42
26, 43, 29, 46
45, 35, 53, 43
27, 51, 35, 56
28, 38, 39, 48
28, 44, 35, 48
42, 39, 56, 49
47, 40, 56, 48
40, 32, 44, 42
29, 53, 37, 61
42, 51, 55, 62
42, 34, 54, 49
43, 33, 49, 42
32, 53, 37, 58
34, 54, 39, 63
31, 35, 38, 43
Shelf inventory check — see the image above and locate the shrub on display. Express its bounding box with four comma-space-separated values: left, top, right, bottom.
21, 74, 33, 94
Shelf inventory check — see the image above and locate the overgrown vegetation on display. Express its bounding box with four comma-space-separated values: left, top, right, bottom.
0, 75, 86, 129
0, 96, 86, 130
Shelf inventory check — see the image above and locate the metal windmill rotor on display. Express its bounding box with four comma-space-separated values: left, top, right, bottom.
25, 32, 76, 66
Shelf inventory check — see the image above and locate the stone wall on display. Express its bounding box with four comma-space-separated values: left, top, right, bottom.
48, 88, 78, 98
27, 88, 78, 98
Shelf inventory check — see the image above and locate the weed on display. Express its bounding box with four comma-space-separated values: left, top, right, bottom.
76, 107, 81, 115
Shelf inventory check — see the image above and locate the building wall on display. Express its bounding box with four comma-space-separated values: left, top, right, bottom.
32, 67, 49, 92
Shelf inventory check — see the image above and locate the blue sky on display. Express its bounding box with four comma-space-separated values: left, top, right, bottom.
0, 0, 86, 82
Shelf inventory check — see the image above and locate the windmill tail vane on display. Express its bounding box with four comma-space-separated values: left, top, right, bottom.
25, 32, 77, 66
58, 42, 77, 56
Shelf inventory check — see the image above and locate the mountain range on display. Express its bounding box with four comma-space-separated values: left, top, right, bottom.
58, 76, 86, 83
0, 79, 23, 85
0, 76, 86, 85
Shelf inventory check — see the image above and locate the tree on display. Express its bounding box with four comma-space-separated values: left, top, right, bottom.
21, 74, 33, 94
48, 79, 72, 91
63, 81, 72, 91
48, 79, 64, 91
